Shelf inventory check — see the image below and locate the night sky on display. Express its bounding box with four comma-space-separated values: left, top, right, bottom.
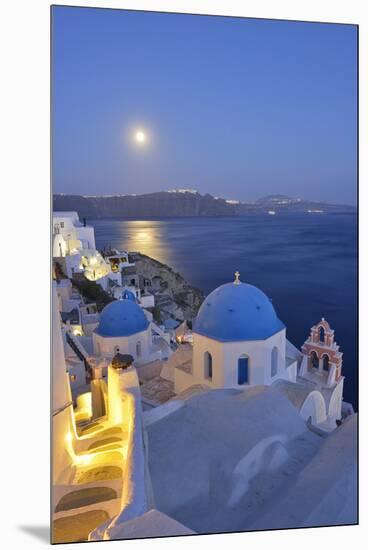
52, 7, 357, 204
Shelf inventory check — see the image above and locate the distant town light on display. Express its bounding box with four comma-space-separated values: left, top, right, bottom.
167, 189, 198, 194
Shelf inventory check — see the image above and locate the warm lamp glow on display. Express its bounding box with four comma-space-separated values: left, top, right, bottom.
82, 251, 110, 281
76, 454, 93, 466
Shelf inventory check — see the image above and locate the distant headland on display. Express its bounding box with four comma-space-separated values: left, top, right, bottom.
53, 191, 356, 218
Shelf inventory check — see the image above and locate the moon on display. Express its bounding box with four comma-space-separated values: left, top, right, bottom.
135, 130, 147, 144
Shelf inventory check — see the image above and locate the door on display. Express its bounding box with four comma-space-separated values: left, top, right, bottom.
238, 355, 249, 385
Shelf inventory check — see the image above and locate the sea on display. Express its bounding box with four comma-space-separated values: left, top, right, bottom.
91, 213, 358, 409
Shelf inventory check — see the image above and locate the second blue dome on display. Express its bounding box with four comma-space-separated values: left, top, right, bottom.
95, 299, 149, 337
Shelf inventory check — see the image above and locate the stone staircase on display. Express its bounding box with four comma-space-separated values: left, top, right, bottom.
52, 418, 127, 543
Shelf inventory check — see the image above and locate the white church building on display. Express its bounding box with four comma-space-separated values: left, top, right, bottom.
190, 271, 295, 388
168, 272, 344, 431
93, 298, 156, 365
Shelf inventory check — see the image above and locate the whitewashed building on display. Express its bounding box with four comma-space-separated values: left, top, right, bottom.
92, 299, 153, 364
171, 272, 344, 431
175, 272, 296, 392
53, 211, 96, 251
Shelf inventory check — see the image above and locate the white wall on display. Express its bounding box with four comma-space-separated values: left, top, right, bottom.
285, 360, 297, 383
53, 213, 96, 254
54, 279, 72, 301
52, 233, 68, 258
53, 216, 78, 257
53, 211, 79, 224
300, 391, 327, 426
192, 334, 224, 387
76, 225, 96, 250
222, 330, 287, 387
327, 378, 344, 426
190, 329, 287, 391
64, 253, 83, 278
52, 286, 74, 484
174, 368, 198, 394
93, 326, 152, 365
53, 214, 78, 234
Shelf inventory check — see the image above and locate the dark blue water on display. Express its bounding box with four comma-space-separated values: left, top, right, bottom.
92, 214, 358, 409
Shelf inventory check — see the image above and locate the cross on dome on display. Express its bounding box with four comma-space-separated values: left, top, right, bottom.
234, 270, 241, 285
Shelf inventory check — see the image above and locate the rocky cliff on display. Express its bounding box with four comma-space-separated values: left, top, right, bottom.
129, 252, 204, 323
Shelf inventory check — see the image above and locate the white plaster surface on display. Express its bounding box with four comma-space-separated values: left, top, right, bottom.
161, 343, 193, 382
249, 414, 357, 530
145, 386, 344, 534
103, 509, 195, 539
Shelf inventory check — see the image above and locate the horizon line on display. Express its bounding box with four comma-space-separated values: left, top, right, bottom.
52, 191, 357, 208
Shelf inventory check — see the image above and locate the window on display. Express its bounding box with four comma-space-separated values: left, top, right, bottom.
113, 346, 120, 354
136, 341, 142, 358
271, 347, 278, 377
60, 221, 64, 228
238, 354, 249, 385
310, 351, 319, 369
318, 326, 325, 343
322, 354, 329, 372
204, 352, 213, 379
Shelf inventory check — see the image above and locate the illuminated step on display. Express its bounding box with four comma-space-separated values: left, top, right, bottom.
55, 486, 117, 512
87, 443, 122, 454
79, 424, 122, 437
87, 436, 122, 451
52, 509, 110, 544
75, 465, 123, 484
78, 420, 105, 435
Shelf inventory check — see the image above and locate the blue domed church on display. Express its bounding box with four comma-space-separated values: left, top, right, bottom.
175, 272, 297, 393
92, 298, 152, 364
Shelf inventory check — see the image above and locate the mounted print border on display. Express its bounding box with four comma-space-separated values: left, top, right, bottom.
51, 4, 358, 544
